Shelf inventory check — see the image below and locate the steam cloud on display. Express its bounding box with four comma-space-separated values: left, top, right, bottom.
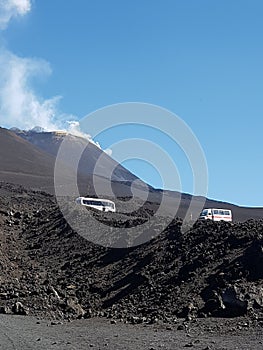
0, 0, 67, 131
0, 0, 111, 152
0, 0, 31, 29
0, 49, 64, 131
67, 121, 101, 148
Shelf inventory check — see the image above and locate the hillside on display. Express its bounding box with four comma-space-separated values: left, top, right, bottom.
0, 127, 57, 192
0, 182, 262, 323
0, 128, 146, 196
14, 129, 140, 183
0, 127, 262, 222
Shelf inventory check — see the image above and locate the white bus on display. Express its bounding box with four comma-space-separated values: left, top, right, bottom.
199, 208, 232, 222
76, 197, 116, 212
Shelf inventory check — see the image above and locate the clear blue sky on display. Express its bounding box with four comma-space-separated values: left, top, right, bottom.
0, 0, 263, 206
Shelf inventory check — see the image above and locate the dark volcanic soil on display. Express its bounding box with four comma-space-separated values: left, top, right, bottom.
0, 315, 262, 350
0, 181, 263, 328
0, 181, 263, 348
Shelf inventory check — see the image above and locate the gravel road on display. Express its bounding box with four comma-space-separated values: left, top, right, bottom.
0, 315, 262, 350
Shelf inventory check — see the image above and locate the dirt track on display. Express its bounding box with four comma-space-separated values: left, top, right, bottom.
0, 315, 262, 350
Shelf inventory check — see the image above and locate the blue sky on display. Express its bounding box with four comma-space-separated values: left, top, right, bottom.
0, 0, 263, 206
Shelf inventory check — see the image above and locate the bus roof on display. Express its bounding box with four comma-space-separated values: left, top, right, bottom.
78, 197, 115, 203
202, 208, 232, 212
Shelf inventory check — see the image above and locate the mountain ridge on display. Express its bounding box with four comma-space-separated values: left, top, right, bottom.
0, 126, 262, 222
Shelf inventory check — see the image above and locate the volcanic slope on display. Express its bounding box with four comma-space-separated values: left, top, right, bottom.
14, 128, 140, 183
0, 128, 145, 196
0, 182, 262, 323
7, 127, 263, 222
0, 127, 58, 192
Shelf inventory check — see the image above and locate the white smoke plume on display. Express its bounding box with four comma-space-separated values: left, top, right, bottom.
67, 121, 101, 148
0, 0, 31, 29
0, 1, 111, 154
0, 0, 64, 130
104, 148, 113, 156
0, 49, 64, 130
0, 0, 72, 131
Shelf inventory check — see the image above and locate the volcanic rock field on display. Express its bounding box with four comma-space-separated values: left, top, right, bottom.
0, 181, 263, 326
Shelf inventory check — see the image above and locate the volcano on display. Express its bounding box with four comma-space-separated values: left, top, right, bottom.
0, 126, 262, 222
